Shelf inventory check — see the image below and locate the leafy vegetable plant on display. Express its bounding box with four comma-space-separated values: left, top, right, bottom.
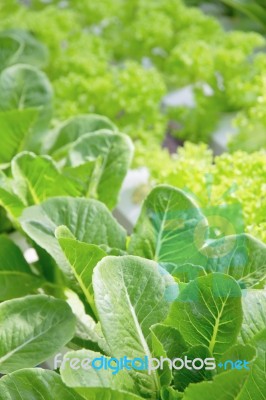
0, 26, 264, 248
0, 28, 134, 232
0, 17, 264, 400
1, 0, 266, 148
0, 184, 265, 399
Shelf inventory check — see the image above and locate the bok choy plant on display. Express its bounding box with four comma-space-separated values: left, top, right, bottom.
0, 184, 264, 399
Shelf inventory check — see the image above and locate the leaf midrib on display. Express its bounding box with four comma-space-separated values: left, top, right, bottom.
122, 277, 160, 395
208, 293, 230, 355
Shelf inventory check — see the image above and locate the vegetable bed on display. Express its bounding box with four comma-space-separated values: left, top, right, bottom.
0, 1, 265, 400
1, 0, 266, 151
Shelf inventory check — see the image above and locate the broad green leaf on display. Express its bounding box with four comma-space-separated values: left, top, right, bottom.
197, 234, 266, 288
171, 263, 206, 283
93, 255, 174, 399
63, 161, 97, 197
0, 171, 24, 219
150, 324, 187, 360
129, 185, 206, 266
238, 329, 266, 400
0, 368, 84, 400
0, 272, 42, 301
0, 295, 76, 373
11, 152, 79, 204
165, 273, 243, 358
1, 29, 49, 68
0, 109, 38, 165
0, 235, 43, 300
0, 189, 22, 222
0, 64, 52, 112
20, 197, 126, 276
182, 330, 266, 400
0, 64, 53, 149
240, 289, 266, 344
0, 35, 22, 71
217, 344, 256, 374
150, 327, 172, 387
182, 369, 249, 400
60, 349, 136, 394
66, 130, 134, 209
129, 186, 266, 287
66, 290, 109, 354
56, 225, 106, 313
151, 323, 190, 389
173, 345, 214, 391
150, 325, 186, 392
49, 114, 117, 156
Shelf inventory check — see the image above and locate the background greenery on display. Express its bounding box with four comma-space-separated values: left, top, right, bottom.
1, 0, 266, 151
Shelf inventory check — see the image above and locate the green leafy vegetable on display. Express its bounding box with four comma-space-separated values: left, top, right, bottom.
129, 185, 206, 266
20, 197, 126, 276
11, 152, 79, 204
217, 343, 256, 374
60, 349, 137, 395
0, 295, 75, 373
0, 35, 21, 71
0, 109, 38, 165
240, 290, 266, 344
173, 345, 214, 391
57, 226, 106, 313
182, 330, 266, 399
0, 368, 84, 400
93, 255, 174, 398
49, 114, 117, 156
165, 273, 243, 358
65, 130, 133, 209
0, 64, 52, 112
0, 235, 43, 300
191, 233, 266, 288
0, 29, 48, 69
0, 6, 265, 397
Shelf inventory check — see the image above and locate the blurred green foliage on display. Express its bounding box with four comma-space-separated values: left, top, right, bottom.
1, 0, 266, 149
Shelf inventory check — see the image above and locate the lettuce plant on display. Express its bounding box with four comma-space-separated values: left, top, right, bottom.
0, 8, 167, 145
1, 1, 266, 148
0, 185, 265, 399
0, 117, 133, 221
0, 28, 134, 230
0, 26, 265, 248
